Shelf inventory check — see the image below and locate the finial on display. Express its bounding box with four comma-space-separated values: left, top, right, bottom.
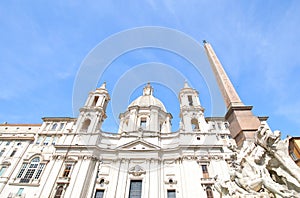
184, 80, 190, 88
99, 82, 106, 89
143, 82, 153, 96
203, 40, 208, 44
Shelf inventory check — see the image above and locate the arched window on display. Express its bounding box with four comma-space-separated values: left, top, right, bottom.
191, 118, 199, 130
82, 119, 91, 131
140, 118, 147, 129
206, 186, 214, 198
188, 95, 193, 106
16, 157, 45, 183
59, 123, 65, 130
224, 122, 229, 129
51, 123, 58, 130
54, 186, 64, 198
99, 178, 105, 187
92, 96, 99, 106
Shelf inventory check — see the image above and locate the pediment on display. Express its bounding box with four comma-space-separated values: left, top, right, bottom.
117, 139, 160, 151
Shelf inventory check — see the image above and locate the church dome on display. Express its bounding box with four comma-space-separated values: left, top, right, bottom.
128, 83, 167, 112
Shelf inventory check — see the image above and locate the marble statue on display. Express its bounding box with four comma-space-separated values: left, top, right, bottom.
216, 124, 300, 198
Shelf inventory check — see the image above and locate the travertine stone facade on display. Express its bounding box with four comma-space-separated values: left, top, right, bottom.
0, 43, 299, 198
0, 82, 238, 198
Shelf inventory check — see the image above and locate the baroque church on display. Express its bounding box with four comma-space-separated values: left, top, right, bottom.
0, 42, 299, 198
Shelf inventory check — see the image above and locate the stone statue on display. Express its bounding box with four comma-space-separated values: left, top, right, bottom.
217, 124, 300, 197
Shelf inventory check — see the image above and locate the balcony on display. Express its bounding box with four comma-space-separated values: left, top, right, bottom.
200, 177, 216, 184
57, 176, 71, 184
7, 193, 26, 198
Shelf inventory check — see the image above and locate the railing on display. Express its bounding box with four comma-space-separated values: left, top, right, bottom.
7, 193, 26, 198
57, 176, 71, 184
200, 177, 215, 184
19, 178, 30, 183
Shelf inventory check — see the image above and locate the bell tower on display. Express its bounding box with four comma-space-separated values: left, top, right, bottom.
76, 82, 110, 133
179, 82, 207, 132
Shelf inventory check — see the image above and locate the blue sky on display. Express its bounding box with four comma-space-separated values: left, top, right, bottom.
0, 1, 300, 138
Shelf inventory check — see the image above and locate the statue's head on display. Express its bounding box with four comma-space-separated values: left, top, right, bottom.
273, 130, 281, 138
254, 146, 266, 164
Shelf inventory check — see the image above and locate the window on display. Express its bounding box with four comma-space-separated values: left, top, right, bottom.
224, 122, 229, 129
0, 149, 5, 157
0, 166, 7, 176
17, 188, 24, 196
202, 165, 209, 178
6, 141, 10, 146
206, 186, 214, 198
191, 118, 199, 130
94, 189, 104, 198
45, 123, 50, 130
36, 136, 43, 145
188, 95, 193, 106
212, 124, 216, 129
17, 163, 28, 178
129, 180, 142, 198
167, 190, 176, 198
44, 136, 51, 145
54, 186, 64, 198
17, 157, 45, 183
92, 96, 99, 106
34, 163, 45, 179
52, 136, 58, 145
17, 142, 22, 146
202, 165, 208, 173
82, 119, 91, 131
59, 123, 65, 130
99, 179, 105, 186
10, 150, 16, 157
62, 164, 72, 177
140, 118, 147, 130
291, 152, 298, 161
51, 123, 58, 130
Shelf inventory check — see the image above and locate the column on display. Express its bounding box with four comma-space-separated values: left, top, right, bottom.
204, 41, 260, 146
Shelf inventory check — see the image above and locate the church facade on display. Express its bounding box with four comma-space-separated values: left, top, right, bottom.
0, 42, 299, 198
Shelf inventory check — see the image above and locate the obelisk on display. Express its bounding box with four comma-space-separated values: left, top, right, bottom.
203, 41, 260, 146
